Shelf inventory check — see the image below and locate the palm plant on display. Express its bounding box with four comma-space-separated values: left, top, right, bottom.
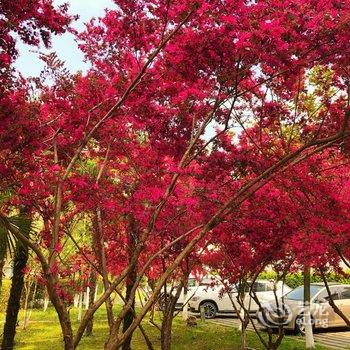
0, 212, 32, 350
0, 216, 19, 292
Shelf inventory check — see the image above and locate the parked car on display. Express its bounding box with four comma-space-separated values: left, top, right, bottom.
257, 283, 350, 334
157, 276, 214, 310
188, 279, 291, 319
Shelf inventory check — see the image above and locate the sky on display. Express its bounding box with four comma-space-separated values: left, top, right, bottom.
15, 0, 115, 77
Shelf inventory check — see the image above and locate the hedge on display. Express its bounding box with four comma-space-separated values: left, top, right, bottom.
259, 271, 350, 289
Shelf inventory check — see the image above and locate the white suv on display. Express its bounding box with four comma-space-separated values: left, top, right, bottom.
188, 280, 291, 319
157, 276, 214, 310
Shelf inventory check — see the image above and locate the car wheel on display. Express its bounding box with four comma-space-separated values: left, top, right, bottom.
295, 314, 314, 335
200, 301, 217, 319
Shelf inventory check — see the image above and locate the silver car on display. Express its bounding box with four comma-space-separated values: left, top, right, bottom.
258, 283, 350, 334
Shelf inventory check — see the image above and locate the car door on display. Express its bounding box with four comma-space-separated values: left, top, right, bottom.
315, 287, 341, 327
337, 286, 350, 326
218, 285, 238, 313
256, 281, 277, 303
244, 281, 267, 312
229, 284, 251, 314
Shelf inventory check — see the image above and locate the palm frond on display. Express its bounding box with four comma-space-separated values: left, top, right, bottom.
0, 223, 8, 262
0, 214, 33, 258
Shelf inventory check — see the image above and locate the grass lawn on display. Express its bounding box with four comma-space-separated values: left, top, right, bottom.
0, 307, 328, 349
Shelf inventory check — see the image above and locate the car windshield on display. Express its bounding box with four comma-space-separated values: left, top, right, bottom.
286, 285, 323, 300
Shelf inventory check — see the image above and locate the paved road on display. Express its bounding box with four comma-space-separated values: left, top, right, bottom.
211, 317, 350, 349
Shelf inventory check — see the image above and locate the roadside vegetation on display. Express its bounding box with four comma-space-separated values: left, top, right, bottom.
0, 306, 327, 350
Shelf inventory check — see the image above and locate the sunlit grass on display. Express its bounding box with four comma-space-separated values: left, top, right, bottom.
0, 307, 328, 349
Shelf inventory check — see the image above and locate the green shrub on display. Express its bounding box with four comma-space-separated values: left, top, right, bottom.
259, 271, 350, 289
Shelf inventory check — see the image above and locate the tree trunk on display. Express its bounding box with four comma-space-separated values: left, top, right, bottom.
239, 308, 248, 350
1, 239, 28, 350
78, 290, 83, 322
161, 313, 173, 350
182, 284, 188, 321
84, 287, 89, 310
304, 266, 315, 349
22, 278, 34, 330
57, 313, 74, 350
181, 265, 190, 321
94, 207, 114, 328
23, 279, 37, 330
160, 284, 183, 350
236, 281, 249, 350
121, 267, 137, 350
238, 300, 248, 348
43, 290, 49, 311
47, 280, 75, 350
86, 271, 97, 336
121, 215, 140, 350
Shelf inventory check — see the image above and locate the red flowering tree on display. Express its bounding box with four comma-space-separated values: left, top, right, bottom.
2, 1, 350, 350
0, 3, 73, 349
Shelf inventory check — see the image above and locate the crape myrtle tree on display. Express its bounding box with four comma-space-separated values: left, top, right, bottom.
2, 1, 350, 349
